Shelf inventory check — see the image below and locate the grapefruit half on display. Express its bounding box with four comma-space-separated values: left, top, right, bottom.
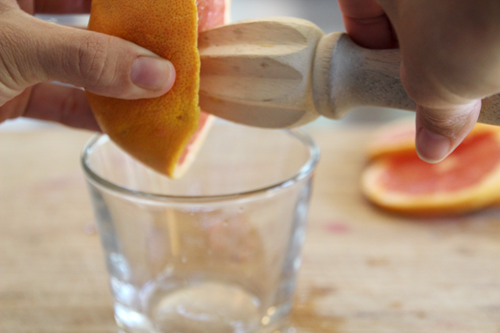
365, 118, 417, 160
86, 0, 230, 178
362, 122, 500, 216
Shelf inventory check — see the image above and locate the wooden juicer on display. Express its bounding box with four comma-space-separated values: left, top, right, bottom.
198, 17, 500, 128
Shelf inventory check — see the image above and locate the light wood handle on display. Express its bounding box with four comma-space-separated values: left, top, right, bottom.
313, 33, 500, 124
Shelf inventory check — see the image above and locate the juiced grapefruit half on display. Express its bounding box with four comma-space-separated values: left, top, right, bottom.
86, 0, 230, 178
362, 121, 500, 216
365, 118, 417, 160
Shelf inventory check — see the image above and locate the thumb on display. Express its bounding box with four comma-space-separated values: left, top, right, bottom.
398, 58, 482, 163
384, 0, 500, 164
414, 101, 481, 163
0, 10, 176, 100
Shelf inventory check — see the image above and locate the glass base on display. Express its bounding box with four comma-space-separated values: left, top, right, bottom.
115, 281, 291, 333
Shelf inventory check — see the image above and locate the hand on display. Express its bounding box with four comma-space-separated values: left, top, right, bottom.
0, 0, 176, 131
338, 0, 500, 162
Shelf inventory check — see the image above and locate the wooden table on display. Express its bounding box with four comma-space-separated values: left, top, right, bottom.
1, 125, 500, 333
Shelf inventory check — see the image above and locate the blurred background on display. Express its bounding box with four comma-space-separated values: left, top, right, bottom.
0, 0, 410, 132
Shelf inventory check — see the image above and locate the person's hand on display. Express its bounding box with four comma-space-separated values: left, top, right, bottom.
0, 0, 176, 131
338, 0, 500, 162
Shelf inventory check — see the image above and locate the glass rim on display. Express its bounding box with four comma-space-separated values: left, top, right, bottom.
81, 128, 320, 203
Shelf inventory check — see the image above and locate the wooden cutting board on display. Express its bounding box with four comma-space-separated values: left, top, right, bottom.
1, 125, 500, 333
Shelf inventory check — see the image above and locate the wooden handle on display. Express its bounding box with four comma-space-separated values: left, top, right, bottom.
313, 33, 500, 124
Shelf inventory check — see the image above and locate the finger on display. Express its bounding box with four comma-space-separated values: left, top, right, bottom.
1, 11, 176, 100
415, 101, 481, 163
24, 83, 100, 131
16, 0, 91, 17
0, 83, 100, 131
0, 88, 32, 123
392, 0, 500, 162
34, 0, 92, 14
16, 0, 34, 14
337, 0, 397, 49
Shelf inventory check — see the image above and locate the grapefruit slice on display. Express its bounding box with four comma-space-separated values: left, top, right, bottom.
86, 0, 230, 179
361, 123, 500, 216
366, 118, 499, 160
366, 117, 416, 160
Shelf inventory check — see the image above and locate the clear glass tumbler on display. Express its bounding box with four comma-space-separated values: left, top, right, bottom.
81, 121, 319, 333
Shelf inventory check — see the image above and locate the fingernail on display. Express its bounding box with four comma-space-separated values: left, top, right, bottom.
131, 57, 175, 91
416, 128, 452, 163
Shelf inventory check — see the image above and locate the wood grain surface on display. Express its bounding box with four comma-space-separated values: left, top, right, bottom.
1, 125, 500, 333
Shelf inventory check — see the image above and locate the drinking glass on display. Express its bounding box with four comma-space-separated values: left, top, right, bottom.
81, 121, 319, 333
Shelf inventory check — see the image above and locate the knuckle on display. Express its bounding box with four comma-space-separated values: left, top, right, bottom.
423, 111, 462, 129
0, 22, 30, 89
417, 105, 473, 136
76, 33, 114, 87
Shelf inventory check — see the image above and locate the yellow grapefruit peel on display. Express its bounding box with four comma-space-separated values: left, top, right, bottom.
87, 0, 202, 179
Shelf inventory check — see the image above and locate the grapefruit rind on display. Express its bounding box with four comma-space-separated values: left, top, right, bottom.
86, 0, 216, 179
